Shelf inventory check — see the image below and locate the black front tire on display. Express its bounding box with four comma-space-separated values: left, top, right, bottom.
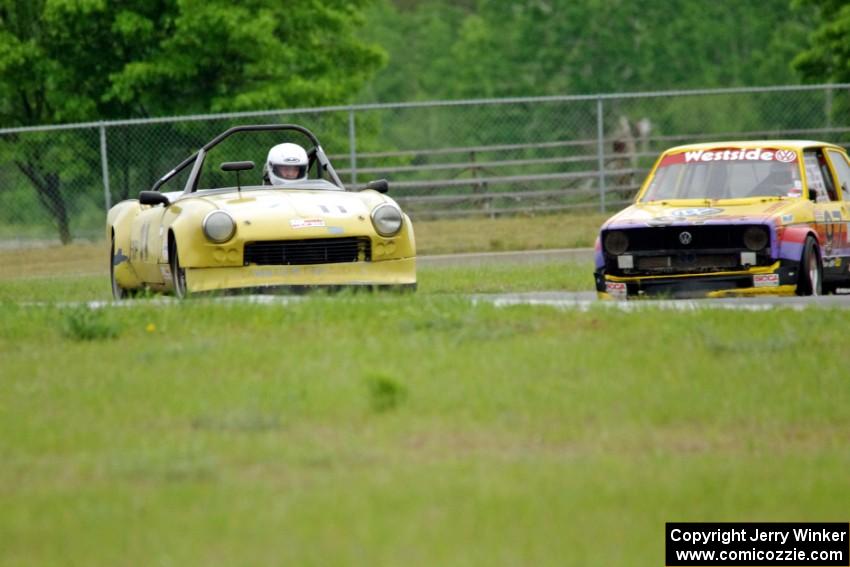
169, 237, 189, 299
796, 237, 822, 296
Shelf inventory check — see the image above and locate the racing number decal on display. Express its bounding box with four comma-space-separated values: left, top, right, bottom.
130, 221, 149, 261
140, 221, 150, 262
819, 209, 844, 269
827, 209, 843, 256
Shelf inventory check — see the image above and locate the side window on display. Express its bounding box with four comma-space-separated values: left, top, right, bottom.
818, 151, 838, 200
826, 150, 850, 201
803, 152, 831, 202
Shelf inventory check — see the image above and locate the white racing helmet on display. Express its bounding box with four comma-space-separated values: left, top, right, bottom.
265, 143, 309, 185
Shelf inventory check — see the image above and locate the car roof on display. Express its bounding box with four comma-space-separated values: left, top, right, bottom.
663, 140, 846, 153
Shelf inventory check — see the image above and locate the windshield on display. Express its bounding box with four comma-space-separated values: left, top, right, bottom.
641, 147, 802, 201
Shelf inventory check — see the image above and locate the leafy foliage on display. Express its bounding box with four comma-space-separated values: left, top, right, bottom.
793, 0, 850, 82
107, 0, 385, 115
363, 0, 813, 102
62, 306, 121, 341
0, 0, 384, 243
365, 373, 407, 413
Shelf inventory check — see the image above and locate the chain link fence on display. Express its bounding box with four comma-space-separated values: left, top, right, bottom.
1, 84, 848, 246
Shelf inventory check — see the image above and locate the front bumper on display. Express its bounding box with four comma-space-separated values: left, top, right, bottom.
186, 257, 416, 293
595, 261, 799, 299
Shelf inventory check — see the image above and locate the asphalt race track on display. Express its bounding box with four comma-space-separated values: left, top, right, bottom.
474, 291, 850, 311
31, 289, 850, 312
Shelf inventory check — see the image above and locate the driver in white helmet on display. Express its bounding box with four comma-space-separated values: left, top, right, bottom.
264, 142, 309, 185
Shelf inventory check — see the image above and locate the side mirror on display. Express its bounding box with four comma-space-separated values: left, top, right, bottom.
363, 179, 389, 194
221, 161, 255, 172
139, 191, 170, 206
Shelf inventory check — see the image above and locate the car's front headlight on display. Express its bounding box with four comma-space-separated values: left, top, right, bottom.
371, 204, 403, 237
743, 226, 769, 251
603, 230, 629, 255
202, 210, 236, 243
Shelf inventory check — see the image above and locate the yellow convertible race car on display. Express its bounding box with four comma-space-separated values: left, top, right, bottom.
595, 140, 850, 299
107, 124, 416, 298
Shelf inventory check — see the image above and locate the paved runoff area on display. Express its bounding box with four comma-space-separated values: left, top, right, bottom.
20, 290, 850, 312
474, 291, 850, 311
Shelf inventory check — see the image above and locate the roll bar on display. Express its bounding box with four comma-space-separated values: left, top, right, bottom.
150, 124, 344, 192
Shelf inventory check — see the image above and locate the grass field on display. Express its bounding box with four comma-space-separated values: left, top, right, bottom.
3, 213, 850, 566
2, 296, 850, 566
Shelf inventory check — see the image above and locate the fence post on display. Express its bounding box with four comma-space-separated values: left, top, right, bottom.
825, 86, 833, 130
596, 97, 606, 213
348, 110, 357, 186
99, 124, 112, 211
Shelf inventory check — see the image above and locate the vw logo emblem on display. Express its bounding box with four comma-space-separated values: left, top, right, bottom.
679, 231, 693, 245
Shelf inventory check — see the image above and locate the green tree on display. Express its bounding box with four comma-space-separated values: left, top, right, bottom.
0, 0, 383, 243
108, 0, 385, 114
364, 0, 809, 102
358, 0, 815, 178
793, 0, 850, 82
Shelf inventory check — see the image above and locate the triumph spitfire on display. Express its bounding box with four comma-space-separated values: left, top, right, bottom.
594, 140, 850, 298
107, 124, 416, 298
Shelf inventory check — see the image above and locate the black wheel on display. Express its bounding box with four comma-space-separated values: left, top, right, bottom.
796, 237, 822, 296
169, 237, 189, 299
110, 234, 135, 300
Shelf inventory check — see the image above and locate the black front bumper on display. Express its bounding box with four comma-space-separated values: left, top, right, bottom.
594, 262, 800, 299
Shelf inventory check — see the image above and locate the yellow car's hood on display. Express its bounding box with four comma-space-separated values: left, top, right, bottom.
172, 188, 392, 240
208, 189, 374, 217
603, 198, 806, 229
201, 189, 387, 235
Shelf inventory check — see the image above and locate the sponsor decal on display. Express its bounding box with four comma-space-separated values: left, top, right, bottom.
781, 214, 794, 223
606, 281, 627, 299
289, 218, 325, 229
788, 183, 802, 197
669, 207, 723, 218
140, 222, 150, 262
647, 217, 674, 226
753, 273, 780, 287
660, 147, 798, 167
327, 226, 345, 235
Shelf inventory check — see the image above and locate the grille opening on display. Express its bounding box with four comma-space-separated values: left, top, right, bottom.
636, 253, 742, 272
603, 224, 772, 275
609, 251, 772, 275
244, 237, 371, 266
